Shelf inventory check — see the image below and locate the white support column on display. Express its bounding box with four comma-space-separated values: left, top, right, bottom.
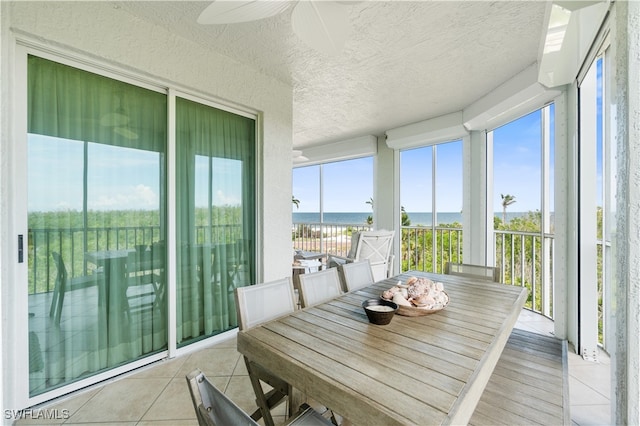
552, 90, 573, 343
463, 131, 492, 266
374, 135, 398, 275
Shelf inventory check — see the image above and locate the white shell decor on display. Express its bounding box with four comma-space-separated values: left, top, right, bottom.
382, 276, 449, 316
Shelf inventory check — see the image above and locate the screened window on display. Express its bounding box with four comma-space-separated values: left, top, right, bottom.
399, 140, 463, 273
292, 157, 373, 254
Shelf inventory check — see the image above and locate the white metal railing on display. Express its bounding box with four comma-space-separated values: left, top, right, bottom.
294, 222, 557, 318
399, 226, 554, 318
291, 222, 372, 256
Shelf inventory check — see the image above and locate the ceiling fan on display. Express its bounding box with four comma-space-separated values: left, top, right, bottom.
292, 149, 308, 163
197, 1, 352, 56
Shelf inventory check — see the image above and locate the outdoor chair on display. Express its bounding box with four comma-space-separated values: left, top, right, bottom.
234, 277, 298, 426
339, 259, 375, 292
328, 230, 395, 282
49, 252, 103, 325
125, 247, 163, 321
444, 262, 501, 283
297, 267, 343, 308
186, 369, 332, 426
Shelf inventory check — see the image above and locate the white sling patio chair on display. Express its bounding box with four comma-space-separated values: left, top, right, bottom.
339, 259, 375, 292
328, 230, 395, 282
186, 369, 332, 426
234, 278, 298, 426
297, 267, 343, 308
444, 262, 501, 283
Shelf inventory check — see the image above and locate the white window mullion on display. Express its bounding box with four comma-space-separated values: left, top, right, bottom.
167, 88, 178, 358
578, 59, 599, 362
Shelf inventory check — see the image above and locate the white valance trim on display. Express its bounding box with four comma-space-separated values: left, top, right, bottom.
293, 135, 378, 167
463, 63, 562, 132
385, 111, 468, 150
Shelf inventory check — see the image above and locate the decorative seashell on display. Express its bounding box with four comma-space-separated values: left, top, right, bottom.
406, 276, 418, 286
392, 293, 412, 306
435, 281, 444, 292
382, 287, 401, 300
412, 294, 435, 307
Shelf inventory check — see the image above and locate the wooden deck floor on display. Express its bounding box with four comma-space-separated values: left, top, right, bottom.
469, 328, 569, 425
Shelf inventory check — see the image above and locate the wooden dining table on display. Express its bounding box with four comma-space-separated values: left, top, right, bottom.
237, 270, 528, 425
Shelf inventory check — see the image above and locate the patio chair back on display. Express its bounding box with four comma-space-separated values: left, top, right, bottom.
444, 262, 501, 283
297, 267, 342, 308
340, 259, 375, 292
234, 278, 297, 426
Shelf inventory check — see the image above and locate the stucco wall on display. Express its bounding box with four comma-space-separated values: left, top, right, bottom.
614, 1, 640, 424
5, 1, 294, 281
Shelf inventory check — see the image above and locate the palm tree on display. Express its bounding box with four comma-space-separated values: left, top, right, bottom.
292, 195, 300, 209
501, 194, 516, 223
366, 197, 374, 225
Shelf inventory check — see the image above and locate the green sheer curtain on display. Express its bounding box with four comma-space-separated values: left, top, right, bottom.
176, 97, 255, 346
27, 56, 167, 395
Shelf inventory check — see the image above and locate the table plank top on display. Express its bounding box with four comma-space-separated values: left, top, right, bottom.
237, 271, 528, 425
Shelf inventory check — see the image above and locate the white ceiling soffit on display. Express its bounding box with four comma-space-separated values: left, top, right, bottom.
385, 111, 468, 150
463, 64, 561, 132
538, 0, 610, 88
293, 135, 378, 167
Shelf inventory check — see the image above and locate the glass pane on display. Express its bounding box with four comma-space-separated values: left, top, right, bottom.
493, 110, 542, 231
27, 56, 167, 396
292, 165, 321, 251
400, 146, 433, 225
322, 158, 373, 225
400, 146, 434, 272
176, 97, 255, 347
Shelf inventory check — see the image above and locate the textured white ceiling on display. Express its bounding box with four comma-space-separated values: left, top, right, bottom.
116, 1, 548, 149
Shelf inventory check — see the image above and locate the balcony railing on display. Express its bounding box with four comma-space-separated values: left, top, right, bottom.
28, 224, 243, 295
292, 222, 555, 319
33, 222, 555, 319
291, 222, 372, 255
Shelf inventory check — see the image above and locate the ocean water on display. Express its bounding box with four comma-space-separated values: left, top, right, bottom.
293, 212, 528, 226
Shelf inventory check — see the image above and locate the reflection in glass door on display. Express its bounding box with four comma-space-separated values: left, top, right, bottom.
175, 97, 255, 347
27, 56, 168, 395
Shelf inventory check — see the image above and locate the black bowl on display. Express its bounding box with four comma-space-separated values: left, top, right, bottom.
362, 299, 399, 325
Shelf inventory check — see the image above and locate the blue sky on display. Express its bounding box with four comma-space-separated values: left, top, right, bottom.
293, 109, 554, 214
28, 135, 246, 212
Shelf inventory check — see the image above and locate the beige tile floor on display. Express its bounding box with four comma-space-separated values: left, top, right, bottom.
15, 310, 611, 426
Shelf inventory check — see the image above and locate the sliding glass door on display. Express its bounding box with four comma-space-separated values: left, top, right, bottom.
24, 54, 257, 402
175, 97, 255, 346
27, 56, 168, 395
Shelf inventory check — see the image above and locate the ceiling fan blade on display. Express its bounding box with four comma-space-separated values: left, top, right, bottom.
198, 1, 291, 24
291, 1, 350, 56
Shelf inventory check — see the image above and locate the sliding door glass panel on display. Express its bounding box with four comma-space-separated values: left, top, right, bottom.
27, 56, 167, 396
175, 97, 255, 347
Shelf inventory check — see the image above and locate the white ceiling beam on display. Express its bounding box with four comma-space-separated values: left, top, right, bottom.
463, 64, 561, 132
293, 135, 378, 167
385, 111, 468, 150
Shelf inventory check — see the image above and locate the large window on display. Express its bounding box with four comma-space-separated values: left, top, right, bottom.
399, 140, 463, 273
292, 157, 373, 254
490, 105, 554, 315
